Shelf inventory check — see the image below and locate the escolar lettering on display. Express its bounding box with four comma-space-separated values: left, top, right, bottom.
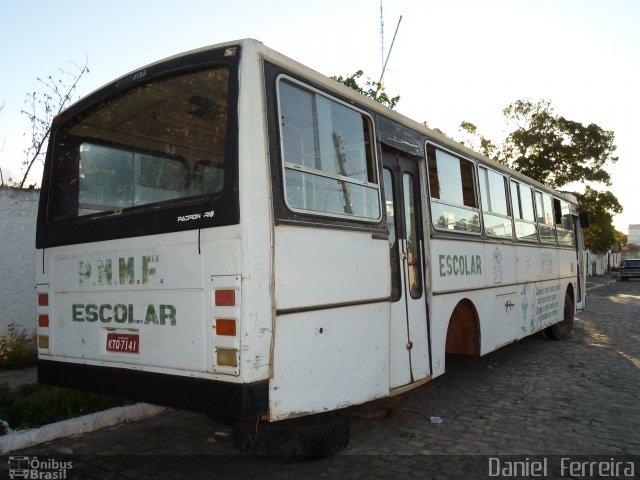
72, 303, 176, 325
438, 254, 482, 277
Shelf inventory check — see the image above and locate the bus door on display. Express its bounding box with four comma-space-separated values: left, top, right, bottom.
382, 150, 431, 389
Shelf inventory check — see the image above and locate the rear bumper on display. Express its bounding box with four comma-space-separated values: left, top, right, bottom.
38, 360, 268, 420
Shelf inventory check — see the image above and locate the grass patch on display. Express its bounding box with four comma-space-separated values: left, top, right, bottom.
0, 383, 130, 433
0, 324, 37, 369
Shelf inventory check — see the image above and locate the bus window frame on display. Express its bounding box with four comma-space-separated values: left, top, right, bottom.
425, 142, 481, 236
275, 74, 383, 224
477, 164, 514, 240
553, 197, 575, 247
36, 49, 241, 249
264, 61, 387, 235
510, 179, 539, 243
535, 189, 558, 245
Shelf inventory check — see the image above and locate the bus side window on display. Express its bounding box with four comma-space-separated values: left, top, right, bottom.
478, 166, 513, 238
536, 191, 557, 244
554, 198, 575, 246
510, 180, 538, 242
426, 145, 480, 234
278, 78, 381, 221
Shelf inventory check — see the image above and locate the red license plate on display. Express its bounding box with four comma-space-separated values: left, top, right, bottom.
106, 333, 139, 353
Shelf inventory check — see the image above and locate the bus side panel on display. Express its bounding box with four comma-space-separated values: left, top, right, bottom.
270, 304, 388, 420
430, 273, 573, 376
271, 226, 389, 420
273, 227, 389, 310
430, 239, 577, 376
558, 248, 579, 292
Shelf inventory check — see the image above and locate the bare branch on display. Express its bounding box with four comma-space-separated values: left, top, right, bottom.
19, 55, 89, 188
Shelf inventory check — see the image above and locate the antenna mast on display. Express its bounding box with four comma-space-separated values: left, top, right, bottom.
380, 0, 385, 73
379, 14, 402, 85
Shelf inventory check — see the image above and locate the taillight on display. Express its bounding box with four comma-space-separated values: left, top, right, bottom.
211, 277, 241, 375
214, 289, 235, 307
215, 319, 237, 336
38, 336, 50, 349
38, 315, 49, 328
38, 293, 49, 306
36, 289, 50, 352
216, 348, 238, 367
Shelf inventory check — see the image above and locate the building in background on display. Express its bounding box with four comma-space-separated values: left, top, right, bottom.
620, 224, 640, 266
628, 224, 640, 245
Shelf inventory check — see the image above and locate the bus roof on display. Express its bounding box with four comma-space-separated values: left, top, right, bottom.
61, 38, 578, 205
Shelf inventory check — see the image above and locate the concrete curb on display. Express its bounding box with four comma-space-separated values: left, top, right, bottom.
0, 403, 167, 453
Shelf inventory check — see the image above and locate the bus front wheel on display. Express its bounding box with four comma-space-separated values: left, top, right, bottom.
544, 292, 574, 340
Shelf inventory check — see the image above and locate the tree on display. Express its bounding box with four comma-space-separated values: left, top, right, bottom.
331, 70, 400, 109
501, 100, 617, 189
575, 187, 623, 254
19, 57, 89, 188
459, 99, 622, 253
460, 99, 618, 189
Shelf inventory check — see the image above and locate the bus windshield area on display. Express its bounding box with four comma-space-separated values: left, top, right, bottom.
51, 67, 229, 220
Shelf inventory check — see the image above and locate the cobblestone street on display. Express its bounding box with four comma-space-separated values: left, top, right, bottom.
5, 279, 640, 479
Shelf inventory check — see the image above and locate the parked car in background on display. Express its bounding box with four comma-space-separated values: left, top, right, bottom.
619, 259, 640, 281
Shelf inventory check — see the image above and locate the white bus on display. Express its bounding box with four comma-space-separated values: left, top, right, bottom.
35, 39, 587, 454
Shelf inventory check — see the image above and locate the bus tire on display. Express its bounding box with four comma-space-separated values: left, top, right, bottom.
544, 292, 574, 340
232, 410, 349, 460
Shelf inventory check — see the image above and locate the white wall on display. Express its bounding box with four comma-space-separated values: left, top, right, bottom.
0, 187, 39, 334
586, 250, 612, 276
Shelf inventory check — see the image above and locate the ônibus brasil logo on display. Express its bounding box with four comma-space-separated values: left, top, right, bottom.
8, 456, 73, 479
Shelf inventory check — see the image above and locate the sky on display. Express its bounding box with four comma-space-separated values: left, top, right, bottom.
1, 0, 638, 233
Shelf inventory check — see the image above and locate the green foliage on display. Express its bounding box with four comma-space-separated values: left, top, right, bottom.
0, 324, 37, 370
459, 121, 499, 160
0, 383, 129, 432
575, 187, 623, 254
461, 100, 618, 190
614, 230, 628, 247
331, 70, 400, 109
501, 100, 617, 189
459, 99, 622, 252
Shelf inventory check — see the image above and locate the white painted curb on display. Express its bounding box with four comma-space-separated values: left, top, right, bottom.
0, 403, 167, 453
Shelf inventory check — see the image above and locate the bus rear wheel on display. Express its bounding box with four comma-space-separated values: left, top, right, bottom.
544, 292, 574, 340
232, 410, 350, 460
